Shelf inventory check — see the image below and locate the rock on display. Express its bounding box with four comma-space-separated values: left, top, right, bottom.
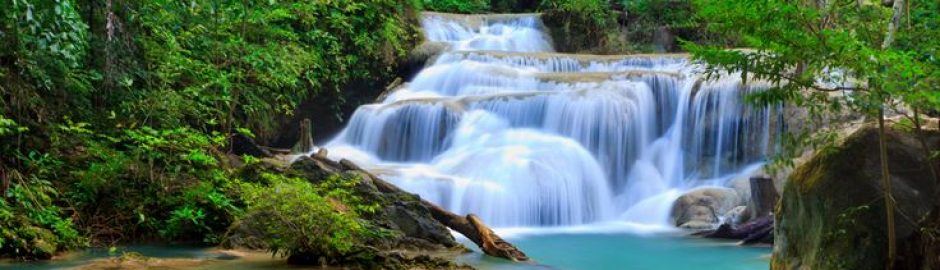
221, 212, 273, 250
224, 155, 464, 267
381, 198, 461, 250
671, 187, 743, 229
728, 176, 752, 205
772, 124, 939, 270
722, 205, 750, 227
288, 156, 342, 183
399, 42, 449, 80
231, 133, 272, 157
74, 257, 209, 270
680, 220, 718, 230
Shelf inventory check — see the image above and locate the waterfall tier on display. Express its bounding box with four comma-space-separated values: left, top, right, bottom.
324, 13, 775, 227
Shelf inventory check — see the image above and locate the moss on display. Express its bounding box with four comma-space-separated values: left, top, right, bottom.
773, 124, 939, 269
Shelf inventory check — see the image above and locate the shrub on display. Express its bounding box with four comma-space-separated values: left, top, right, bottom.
0, 152, 85, 260
539, 0, 620, 52
238, 173, 382, 264
420, 0, 491, 13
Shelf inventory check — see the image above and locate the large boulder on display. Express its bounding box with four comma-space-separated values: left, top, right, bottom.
671, 187, 744, 229
294, 157, 461, 251
224, 156, 464, 268
772, 124, 939, 270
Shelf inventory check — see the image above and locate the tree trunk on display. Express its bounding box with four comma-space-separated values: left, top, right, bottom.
910, 109, 940, 197
0, 166, 7, 198
878, 109, 897, 270
882, 0, 904, 49
338, 159, 530, 262
879, 0, 904, 267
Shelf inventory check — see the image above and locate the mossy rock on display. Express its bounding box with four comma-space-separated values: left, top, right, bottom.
772, 124, 939, 269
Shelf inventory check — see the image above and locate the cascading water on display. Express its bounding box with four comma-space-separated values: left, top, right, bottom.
324, 13, 774, 228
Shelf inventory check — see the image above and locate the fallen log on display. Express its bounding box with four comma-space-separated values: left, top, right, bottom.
337, 158, 530, 262
694, 215, 774, 245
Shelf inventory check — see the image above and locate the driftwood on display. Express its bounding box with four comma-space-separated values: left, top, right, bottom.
694, 215, 774, 245
338, 158, 530, 262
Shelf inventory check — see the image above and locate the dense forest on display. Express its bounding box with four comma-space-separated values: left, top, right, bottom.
1, 0, 939, 269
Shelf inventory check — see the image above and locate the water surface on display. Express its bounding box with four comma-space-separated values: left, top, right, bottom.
460, 231, 770, 270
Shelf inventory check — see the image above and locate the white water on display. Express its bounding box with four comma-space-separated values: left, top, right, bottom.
323, 13, 775, 229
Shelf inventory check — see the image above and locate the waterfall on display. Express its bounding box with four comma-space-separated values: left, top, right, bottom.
325, 13, 774, 228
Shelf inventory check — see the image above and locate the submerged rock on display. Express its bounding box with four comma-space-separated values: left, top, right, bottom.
772, 124, 939, 270
671, 187, 743, 229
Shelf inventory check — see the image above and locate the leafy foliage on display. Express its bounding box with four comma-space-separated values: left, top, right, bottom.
1, 0, 421, 259
421, 0, 491, 13
62, 125, 238, 244
685, 0, 940, 169
0, 152, 84, 260
687, 0, 940, 268
238, 173, 383, 264
538, 0, 621, 52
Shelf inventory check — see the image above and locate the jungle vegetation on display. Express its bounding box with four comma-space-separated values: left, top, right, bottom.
1, 0, 937, 268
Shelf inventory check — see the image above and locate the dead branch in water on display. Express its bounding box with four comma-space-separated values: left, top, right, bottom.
337, 158, 530, 262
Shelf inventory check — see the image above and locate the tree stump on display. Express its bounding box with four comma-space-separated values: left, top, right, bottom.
748, 176, 778, 219
292, 119, 314, 154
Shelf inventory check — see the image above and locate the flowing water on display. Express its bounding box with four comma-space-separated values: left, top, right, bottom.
324, 12, 775, 228
318, 12, 775, 269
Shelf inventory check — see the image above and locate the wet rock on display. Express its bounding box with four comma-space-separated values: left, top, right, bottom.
399, 42, 450, 80
671, 187, 743, 229
386, 202, 457, 248
680, 220, 719, 230
288, 155, 342, 183
722, 205, 750, 227
221, 212, 274, 250
231, 133, 272, 157
73, 257, 209, 270
225, 154, 463, 268
772, 124, 939, 269
728, 176, 752, 205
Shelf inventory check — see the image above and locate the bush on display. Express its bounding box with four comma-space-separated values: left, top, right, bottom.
621, 0, 720, 48
238, 173, 384, 265
539, 0, 620, 52
420, 0, 491, 13
0, 181, 84, 260
0, 0, 422, 259
0, 152, 85, 260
